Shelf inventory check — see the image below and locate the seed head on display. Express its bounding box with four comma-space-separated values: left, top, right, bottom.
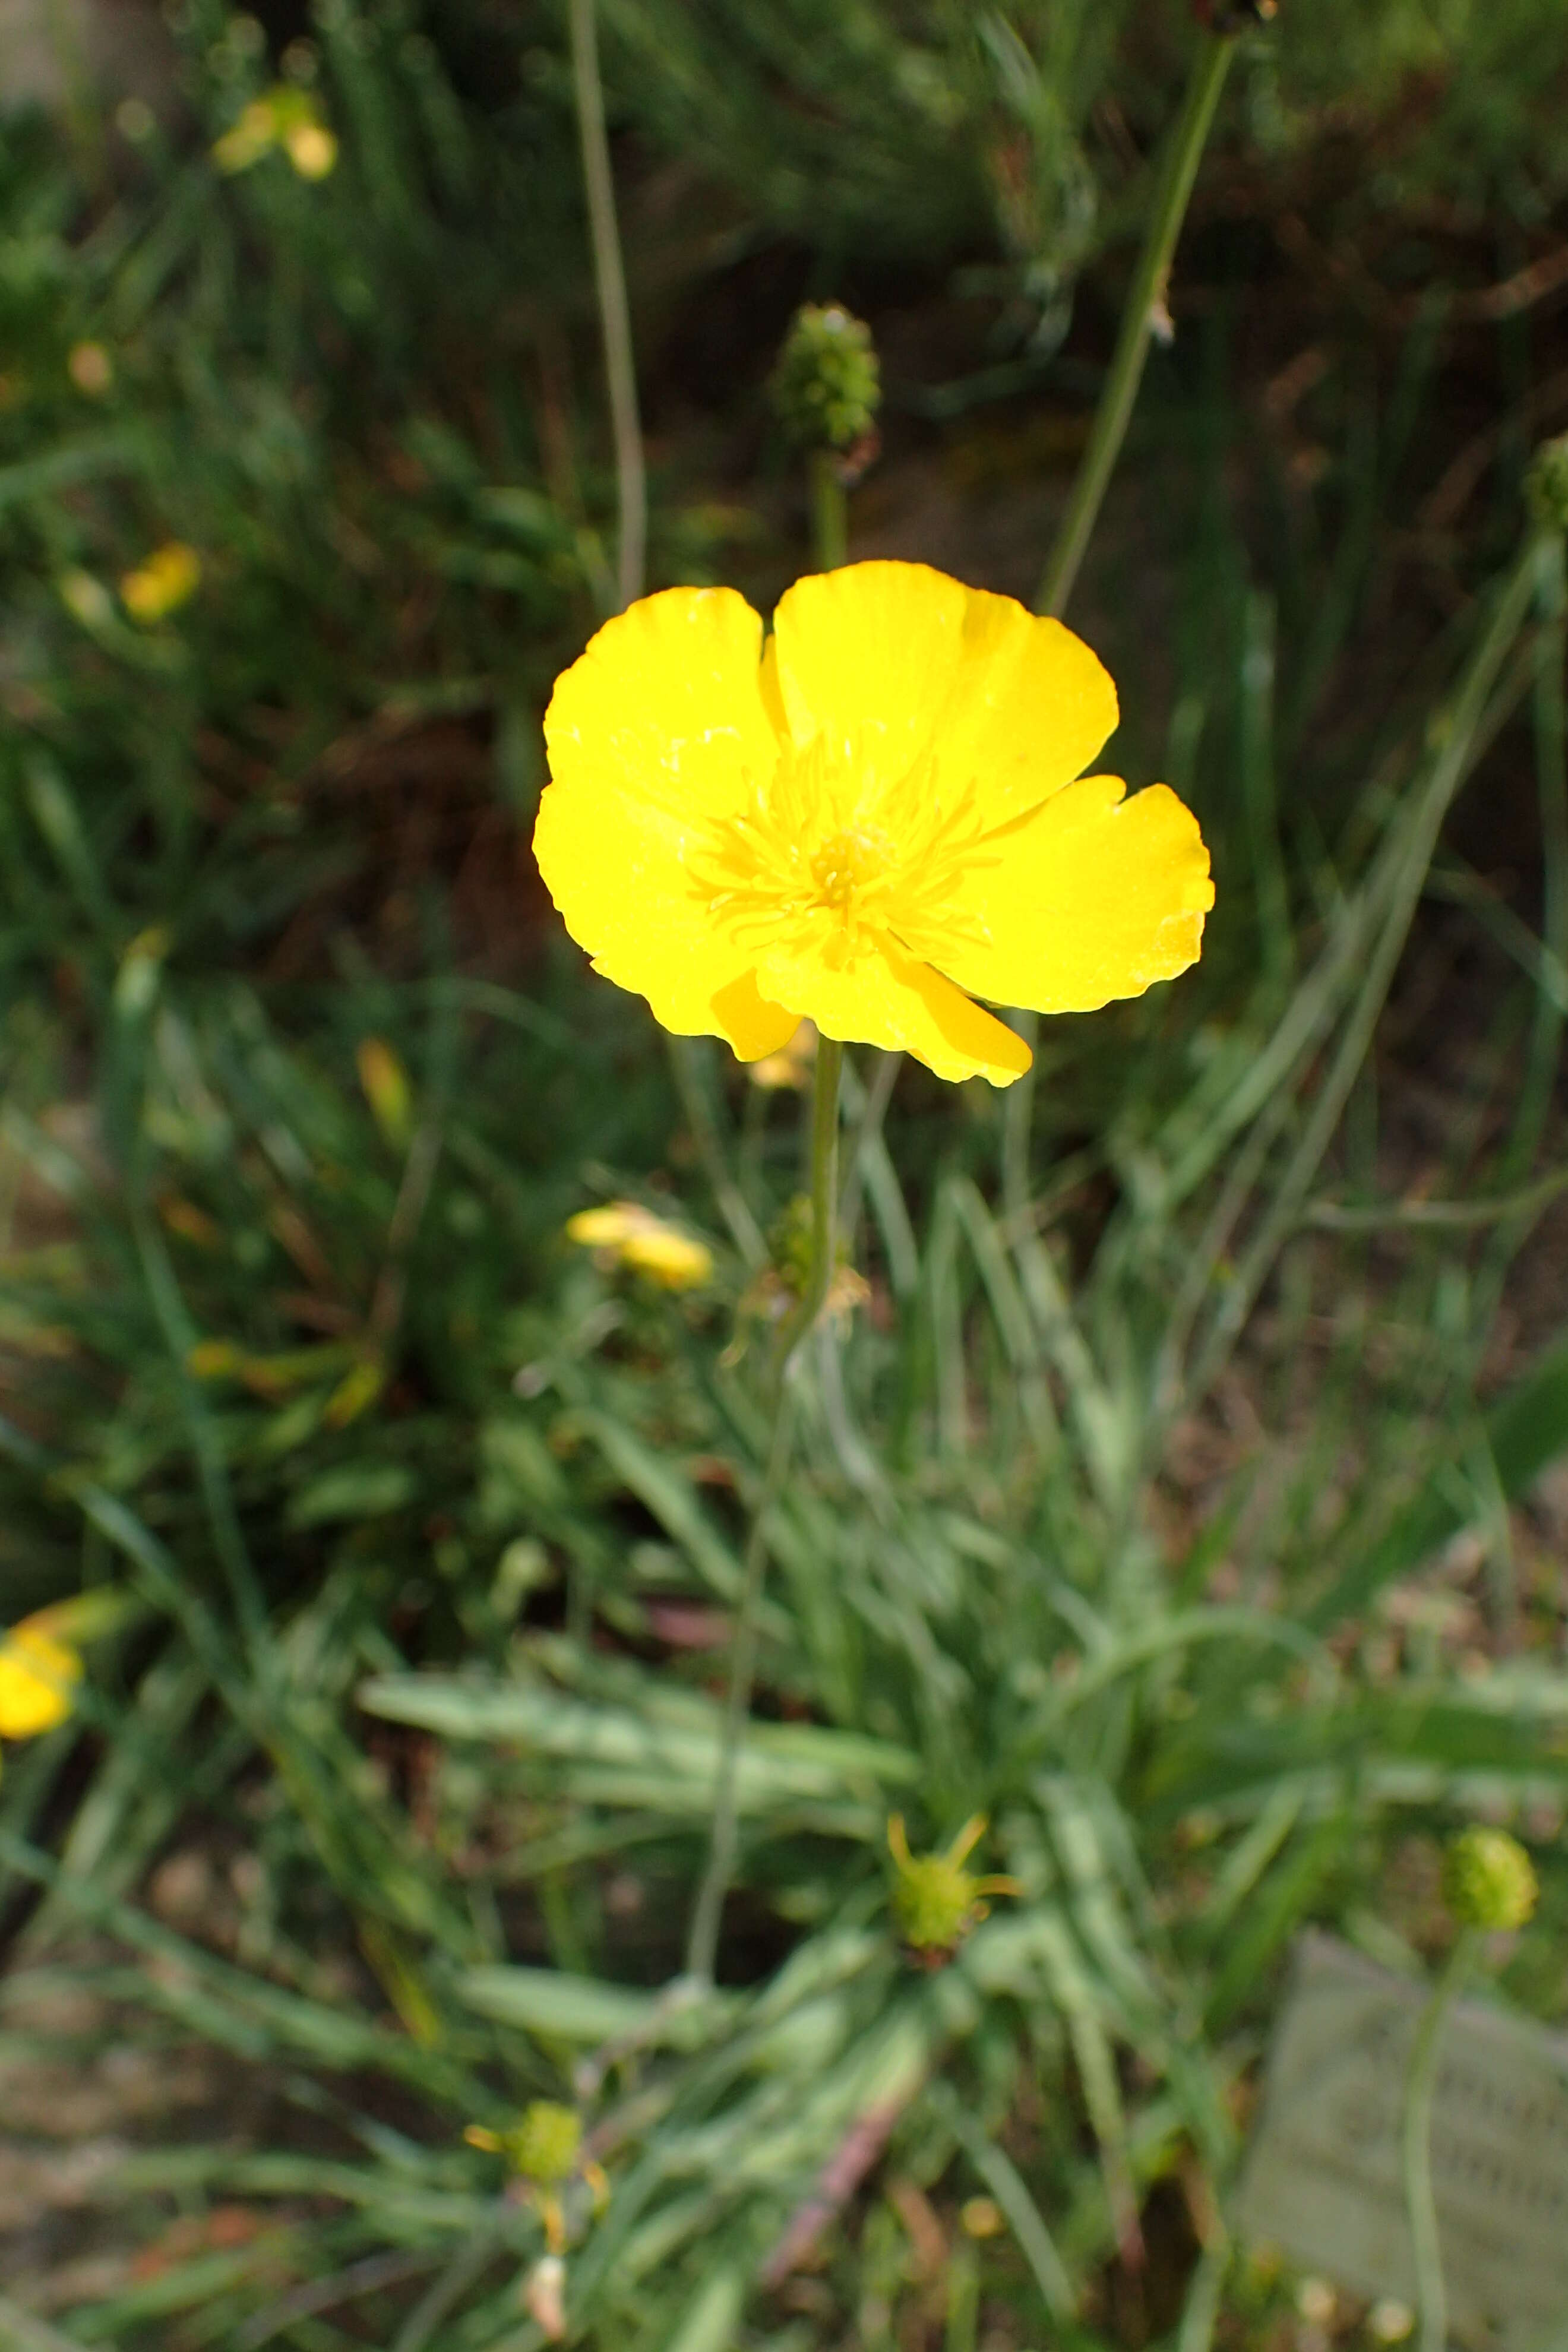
887, 1814, 1017, 1958
1441, 1826, 1538, 1933
770, 304, 881, 459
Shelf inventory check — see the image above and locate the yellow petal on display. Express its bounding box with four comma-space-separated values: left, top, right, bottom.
930, 776, 1213, 1015
709, 972, 799, 1062
755, 935, 1031, 1087
769, 563, 1117, 817
543, 586, 778, 822
0, 1624, 81, 1739
771, 562, 972, 786
932, 587, 1119, 820
536, 589, 786, 1045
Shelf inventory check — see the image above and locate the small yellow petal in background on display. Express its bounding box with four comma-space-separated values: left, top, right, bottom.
67, 340, 113, 396
930, 775, 1213, 1015
757, 937, 1031, 1086
745, 1017, 814, 1089
356, 1036, 414, 1151
212, 98, 277, 174
565, 1203, 713, 1289
121, 541, 201, 623
284, 122, 337, 179
0, 1620, 83, 1739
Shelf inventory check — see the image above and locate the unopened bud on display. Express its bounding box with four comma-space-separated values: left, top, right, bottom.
1441, 1826, 1537, 1932
770, 304, 881, 462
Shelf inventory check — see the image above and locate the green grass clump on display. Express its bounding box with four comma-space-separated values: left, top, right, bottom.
2, 7, 1568, 2351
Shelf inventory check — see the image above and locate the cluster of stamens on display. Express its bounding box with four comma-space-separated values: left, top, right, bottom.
690, 731, 1001, 968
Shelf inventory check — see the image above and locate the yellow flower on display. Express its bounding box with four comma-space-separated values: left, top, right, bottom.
565, 1202, 714, 1290
534, 562, 1212, 1088
0, 1613, 84, 1740
120, 542, 201, 623
213, 88, 338, 181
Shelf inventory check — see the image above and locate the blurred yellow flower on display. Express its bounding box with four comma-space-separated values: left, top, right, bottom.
566, 1202, 713, 1289
213, 88, 337, 181
747, 1018, 815, 1090
534, 562, 1212, 1088
121, 541, 201, 623
0, 1612, 83, 1740
283, 120, 338, 179
67, 340, 113, 396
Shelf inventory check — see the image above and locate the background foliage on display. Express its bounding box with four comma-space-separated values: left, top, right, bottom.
3, 2, 1568, 2348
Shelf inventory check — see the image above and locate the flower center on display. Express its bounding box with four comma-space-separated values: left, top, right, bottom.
691, 733, 997, 968
807, 826, 893, 921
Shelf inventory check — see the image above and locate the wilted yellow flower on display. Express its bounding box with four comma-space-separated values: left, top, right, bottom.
0, 1613, 84, 1739
466, 2103, 609, 2255
356, 1036, 413, 1150
887, 1813, 1019, 1959
566, 1202, 713, 1289
121, 541, 201, 623
534, 563, 1212, 1088
213, 87, 337, 180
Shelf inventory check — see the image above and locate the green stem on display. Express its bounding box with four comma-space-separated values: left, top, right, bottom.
568, 0, 646, 610
776, 1035, 845, 1373
684, 1039, 843, 1986
1402, 1926, 1480, 2352
809, 450, 849, 570
665, 1035, 767, 1268
1034, 30, 1235, 619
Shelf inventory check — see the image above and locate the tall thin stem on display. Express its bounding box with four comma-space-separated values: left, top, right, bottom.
809, 450, 848, 570
1035, 30, 1235, 619
684, 1038, 843, 1986
568, 0, 646, 610
1402, 1927, 1480, 2352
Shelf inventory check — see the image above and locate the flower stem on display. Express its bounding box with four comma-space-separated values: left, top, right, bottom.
1034, 28, 1235, 619
1402, 1926, 1481, 2352
809, 450, 848, 571
568, 0, 646, 611
684, 1038, 843, 1986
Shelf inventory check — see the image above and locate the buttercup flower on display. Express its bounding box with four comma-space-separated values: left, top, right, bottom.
534, 563, 1212, 1086
0, 1610, 84, 1739
120, 542, 201, 623
566, 1202, 714, 1290
213, 87, 339, 180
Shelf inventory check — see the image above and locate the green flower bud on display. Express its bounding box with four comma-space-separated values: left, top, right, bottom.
1528, 434, 1568, 536
1441, 1826, 1538, 1933
770, 304, 881, 459
469, 2100, 583, 2185
887, 1815, 1018, 1958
